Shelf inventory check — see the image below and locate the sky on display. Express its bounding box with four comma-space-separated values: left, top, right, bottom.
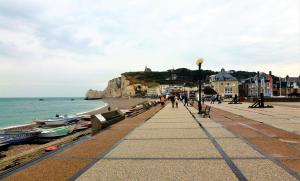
0, 0, 299, 97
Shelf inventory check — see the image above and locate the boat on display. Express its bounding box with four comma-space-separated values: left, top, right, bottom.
74, 121, 91, 131
34, 115, 79, 126
0, 137, 14, 148
0, 130, 41, 145
46, 115, 79, 125
35, 125, 76, 138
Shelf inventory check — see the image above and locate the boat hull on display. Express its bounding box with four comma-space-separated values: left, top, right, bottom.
36, 125, 75, 138
0, 131, 41, 145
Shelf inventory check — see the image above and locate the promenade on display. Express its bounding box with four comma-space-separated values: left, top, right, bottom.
76, 103, 299, 181
209, 102, 300, 135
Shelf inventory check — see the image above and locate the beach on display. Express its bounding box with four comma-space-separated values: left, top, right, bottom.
0, 97, 150, 170
84, 97, 150, 115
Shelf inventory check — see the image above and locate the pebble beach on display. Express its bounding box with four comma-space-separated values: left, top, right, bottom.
0, 97, 149, 168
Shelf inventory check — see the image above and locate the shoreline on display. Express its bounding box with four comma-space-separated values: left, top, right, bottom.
1, 100, 107, 130
0, 97, 152, 169
1, 97, 149, 131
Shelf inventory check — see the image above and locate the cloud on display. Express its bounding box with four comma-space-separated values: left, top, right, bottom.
0, 0, 299, 96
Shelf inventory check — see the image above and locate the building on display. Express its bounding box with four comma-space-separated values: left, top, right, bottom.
209, 68, 239, 98
273, 75, 300, 96
240, 71, 273, 97
144, 66, 152, 72
146, 87, 160, 97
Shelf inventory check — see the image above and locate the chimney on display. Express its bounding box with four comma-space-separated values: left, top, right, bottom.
269, 71, 272, 76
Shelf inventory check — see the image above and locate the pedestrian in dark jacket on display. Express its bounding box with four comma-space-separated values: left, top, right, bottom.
184, 95, 188, 106
170, 94, 175, 108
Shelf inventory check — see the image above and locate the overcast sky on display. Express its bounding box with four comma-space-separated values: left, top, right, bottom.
0, 0, 299, 97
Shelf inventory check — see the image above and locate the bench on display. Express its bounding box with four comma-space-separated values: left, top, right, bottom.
202, 106, 211, 118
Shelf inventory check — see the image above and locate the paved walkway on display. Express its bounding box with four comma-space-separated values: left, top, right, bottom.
208, 102, 300, 135
76, 103, 298, 181
205, 102, 300, 175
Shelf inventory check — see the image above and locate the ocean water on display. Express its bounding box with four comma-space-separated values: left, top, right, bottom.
0, 97, 105, 128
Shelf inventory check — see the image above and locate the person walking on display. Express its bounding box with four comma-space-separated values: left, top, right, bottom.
210, 95, 215, 104
184, 95, 188, 106
160, 95, 165, 107
217, 94, 221, 104
201, 96, 205, 105
175, 96, 179, 108
234, 94, 238, 104
170, 94, 175, 108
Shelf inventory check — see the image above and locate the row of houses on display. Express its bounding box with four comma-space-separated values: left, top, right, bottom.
144, 67, 300, 98
209, 69, 300, 98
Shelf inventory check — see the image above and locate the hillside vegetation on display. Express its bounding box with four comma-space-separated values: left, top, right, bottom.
123, 68, 256, 87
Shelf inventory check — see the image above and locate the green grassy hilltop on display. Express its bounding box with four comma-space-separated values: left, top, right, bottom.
122, 68, 256, 87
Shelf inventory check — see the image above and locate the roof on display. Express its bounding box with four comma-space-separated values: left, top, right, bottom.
286, 77, 300, 83
214, 68, 237, 81
253, 72, 269, 79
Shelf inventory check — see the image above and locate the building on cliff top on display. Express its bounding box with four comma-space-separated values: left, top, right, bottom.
144, 66, 152, 72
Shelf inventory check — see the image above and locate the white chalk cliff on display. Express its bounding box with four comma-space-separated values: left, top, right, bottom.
85, 89, 105, 100
85, 75, 148, 99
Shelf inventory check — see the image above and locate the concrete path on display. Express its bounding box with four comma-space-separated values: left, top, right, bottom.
208, 102, 300, 135
76, 103, 298, 181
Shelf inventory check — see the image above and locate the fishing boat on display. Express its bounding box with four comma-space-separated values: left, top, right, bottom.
34, 115, 79, 126
35, 125, 76, 138
0, 130, 41, 145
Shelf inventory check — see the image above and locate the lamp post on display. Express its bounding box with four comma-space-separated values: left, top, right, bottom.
196, 58, 204, 114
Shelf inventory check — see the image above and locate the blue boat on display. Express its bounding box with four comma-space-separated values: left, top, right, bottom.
0, 137, 14, 148
0, 130, 41, 146
44, 115, 79, 126
34, 115, 79, 126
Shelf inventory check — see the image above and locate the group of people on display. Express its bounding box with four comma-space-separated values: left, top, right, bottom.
159, 93, 191, 108
159, 93, 240, 107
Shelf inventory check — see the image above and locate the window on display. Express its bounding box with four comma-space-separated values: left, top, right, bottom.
225, 87, 233, 94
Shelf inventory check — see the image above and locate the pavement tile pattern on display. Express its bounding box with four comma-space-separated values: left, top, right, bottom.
209, 102, 300, 135
207, 102, 300, 175
77, 103, 298, 181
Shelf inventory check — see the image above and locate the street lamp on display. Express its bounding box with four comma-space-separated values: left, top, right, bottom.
196, 58, 204, 114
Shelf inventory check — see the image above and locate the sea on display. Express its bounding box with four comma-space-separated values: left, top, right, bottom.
0, 97, 106, 129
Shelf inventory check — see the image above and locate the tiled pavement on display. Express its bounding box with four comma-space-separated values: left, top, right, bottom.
208, 102, 300, 135
76, 103, 299, 181
206, 102, 300, 175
